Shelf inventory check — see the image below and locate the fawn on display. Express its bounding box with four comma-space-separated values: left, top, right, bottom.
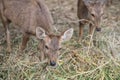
77, 0, 107, 41
0, 0, 73, 66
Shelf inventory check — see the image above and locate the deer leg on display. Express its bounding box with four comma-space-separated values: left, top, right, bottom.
20, 33, 30, 51
89, 24, 97, 46
79, 22, 84, 41
7, 28, 11, 52
3, 22, 11, 52
89, 24, 96, 44
0, 12, 11, 52
6, 26, 11, 52
89, 24, 95, 35
89, 24, 96, 36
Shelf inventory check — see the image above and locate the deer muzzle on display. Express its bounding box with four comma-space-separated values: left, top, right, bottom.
50, 61, 56, 66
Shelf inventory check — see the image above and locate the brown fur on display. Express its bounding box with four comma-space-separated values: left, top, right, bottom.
3, 0, 53, 34
0, 0, 54, 52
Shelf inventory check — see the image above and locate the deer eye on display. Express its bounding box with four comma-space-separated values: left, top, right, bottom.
45, 45, 49, 49
59, 48, 62, 50
91, 13, 95, 17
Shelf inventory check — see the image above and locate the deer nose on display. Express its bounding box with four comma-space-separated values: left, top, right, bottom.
50, 61, 56, 66
96, 27, 101, 32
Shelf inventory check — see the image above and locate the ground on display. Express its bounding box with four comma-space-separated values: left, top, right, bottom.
0, 0, 120, 80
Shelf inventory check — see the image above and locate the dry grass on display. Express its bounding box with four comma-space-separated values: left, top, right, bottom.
0, 0, 120, 80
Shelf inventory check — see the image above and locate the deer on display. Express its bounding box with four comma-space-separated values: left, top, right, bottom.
77, 0, 107, 41
0, 0, 74, 67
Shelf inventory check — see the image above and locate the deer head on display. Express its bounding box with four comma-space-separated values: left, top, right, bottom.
83, 0, 106, 31
36, 27, 73, 66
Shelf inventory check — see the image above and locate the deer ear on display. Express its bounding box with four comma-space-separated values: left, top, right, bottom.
61, 28, 74, 42
83, 0, 90, 6
83, 0, 93, 7
36, 27, 46, 39
101, 0, 107, 6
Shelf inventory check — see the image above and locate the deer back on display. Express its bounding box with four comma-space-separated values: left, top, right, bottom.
3, 0, 54, 35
